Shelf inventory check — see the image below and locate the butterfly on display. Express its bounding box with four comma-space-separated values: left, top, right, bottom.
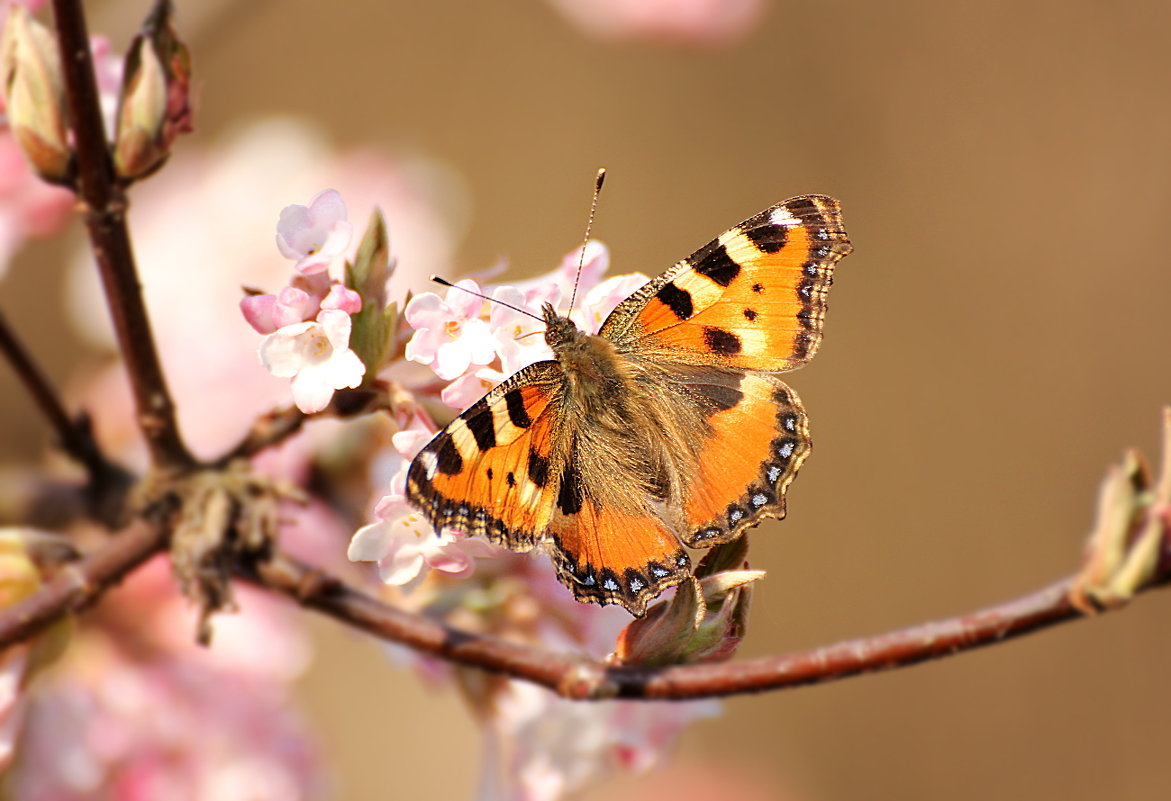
406, 195, 852, 615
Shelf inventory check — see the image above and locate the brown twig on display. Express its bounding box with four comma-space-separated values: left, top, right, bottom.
0, 308, 96, 470
218, 405, 309, 463
0, 521, 166, 647
50, 0, 193, 469
0, 309, 134, 525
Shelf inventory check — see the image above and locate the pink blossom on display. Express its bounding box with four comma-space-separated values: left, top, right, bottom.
440, 369, 505, 409
319, 283, 361, 314
404, 280, 498, 380
488, 285, 555, 376
275, 189, 352, 275
240, 285, 315, 334
544, 0, 766, 46
507, 240, 608, 309
348, 495, 497, 586
258, 309, 365, 413
576, 271, 650, 333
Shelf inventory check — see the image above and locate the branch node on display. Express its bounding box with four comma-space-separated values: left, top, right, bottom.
557, 663, 618, 701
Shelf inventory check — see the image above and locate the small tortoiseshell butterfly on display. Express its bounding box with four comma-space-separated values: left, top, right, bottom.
407, 195, 852, 615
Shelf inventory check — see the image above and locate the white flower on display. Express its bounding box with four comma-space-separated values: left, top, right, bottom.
258, 309, 365, 413
275, 188, 352, 275
348, 496, 497, 586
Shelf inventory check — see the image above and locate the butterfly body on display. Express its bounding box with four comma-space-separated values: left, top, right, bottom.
407, 195, 852, 615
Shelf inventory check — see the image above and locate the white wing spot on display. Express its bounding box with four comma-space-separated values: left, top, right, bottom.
778, 441, 796, 458
770, 207, 799, 227
767, 465, 782, 483
752, 493, 768, 507
603, 577, 620, 592
418, 451, 438, 480
629, 576, 645, 592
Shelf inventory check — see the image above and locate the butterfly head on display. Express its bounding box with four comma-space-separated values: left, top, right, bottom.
541, 302, 581, 351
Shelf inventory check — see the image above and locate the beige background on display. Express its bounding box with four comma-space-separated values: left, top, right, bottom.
3, 0, 1170, 799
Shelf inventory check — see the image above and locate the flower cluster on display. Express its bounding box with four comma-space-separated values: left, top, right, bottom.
242, 190, 367, 413
346, 236, 649, 591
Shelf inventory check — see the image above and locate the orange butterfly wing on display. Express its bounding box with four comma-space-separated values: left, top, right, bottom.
664, 369, 811, 547
548, 488, 691, 616
406, 361, 563, 551
406, 361, 693, 614
598, 194, 851, 548
600, 195, 851, 370
407, 194, 852, 616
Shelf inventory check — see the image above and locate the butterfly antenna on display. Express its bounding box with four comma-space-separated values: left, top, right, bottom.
429, 275, 544, 323
567, 167, 606, 315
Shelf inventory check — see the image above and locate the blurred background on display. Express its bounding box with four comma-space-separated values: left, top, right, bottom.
2, 0, 1169, 799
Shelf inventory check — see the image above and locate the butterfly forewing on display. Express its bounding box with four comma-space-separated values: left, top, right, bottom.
600, 195, 851, 372
406, 361, 564, 550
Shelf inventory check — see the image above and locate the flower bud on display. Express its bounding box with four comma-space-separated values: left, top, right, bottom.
112, 1, 192, 181
346, 209, 398, 378
612, 568, 764, 666
0, 7, 72, 184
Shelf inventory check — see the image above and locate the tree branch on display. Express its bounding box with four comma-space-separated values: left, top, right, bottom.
1, 517, 1167, 698
250, 547, 1170, 701
0, 309, 135, 525
218, 404, 308, 464
0, 521, 166, 647
49, 0, 193, 469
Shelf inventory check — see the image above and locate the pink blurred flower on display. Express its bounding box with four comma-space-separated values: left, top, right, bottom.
0, 647, 29, 771
66, 119, 462, 461
259, 309, 365, 413
11, 644, 325, 801
488, 680, 720, 801
0, 132, 72, 278
544, 0, 766, 46
404, 279, 498, 380
275, 189, 352, 275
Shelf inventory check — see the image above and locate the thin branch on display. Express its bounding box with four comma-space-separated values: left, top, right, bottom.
0, 308, 94, 469
218, 405, 308, 463
0, 309, 135, 525
49, 0, 193, 469
0, 521, 166, 648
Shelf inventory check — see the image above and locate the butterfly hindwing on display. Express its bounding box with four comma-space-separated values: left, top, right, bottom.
600, 195, 851, 372
548, 496, 691, 617
406, 361, 564, 551
666, 369, 811, 547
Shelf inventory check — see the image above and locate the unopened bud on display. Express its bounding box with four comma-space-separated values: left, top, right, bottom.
0, 7, 72, 184
112, 1, 192, 181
